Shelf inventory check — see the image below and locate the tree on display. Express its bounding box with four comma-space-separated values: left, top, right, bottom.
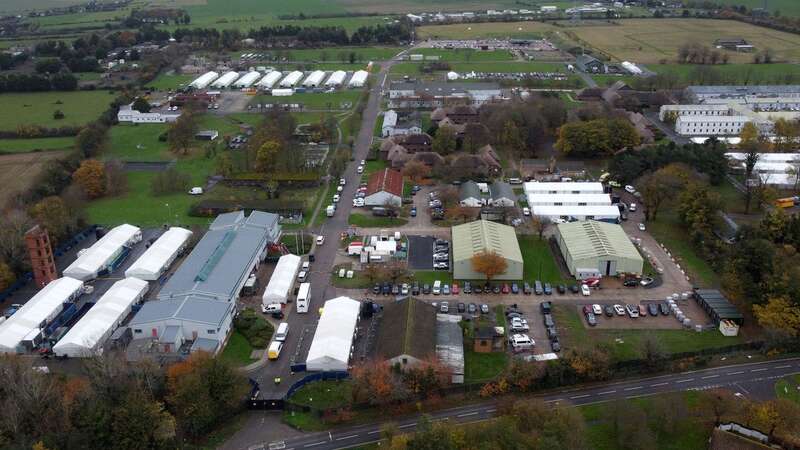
530, 216, 550, 240
73, 159, 106, 199
638, 163, 692, 221
75, 122, 108, 158
462, 123, 490, 154
555, 118, 640, 158
30, 196, 72, 242
216, 152, 234, 177
432, 125, 456, 155
753, 296, 800, 337
0, 262, 15, 291
435, 186, 460, 207
167, 111, 197, 155
445, 206, 474, 224
53, 110, 64, 120
566, 346, 611, 381
500, 120, 525, 156
402, 160, 429, 183
255, 140, 280, 173
350, 360, 408, 405
743, 148, 760, 214
739, 122, 760, 148
151, 168, 191, 196
104, 159, 128, 196
132, 97, 151, 113
772, 118, 797, 152
362, 264, 385, 284
640, 335, 666, 372
0, 210, 34, 272
471, 251, 508, 281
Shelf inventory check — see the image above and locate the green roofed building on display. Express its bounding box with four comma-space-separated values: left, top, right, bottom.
555, 220, 643, 279
452, 220, 523, 280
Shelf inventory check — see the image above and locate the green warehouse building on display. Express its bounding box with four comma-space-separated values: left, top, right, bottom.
555, 220, 643, 279
452, 220, 523, 281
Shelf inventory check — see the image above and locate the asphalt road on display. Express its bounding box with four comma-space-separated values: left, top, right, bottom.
251, 58, 398, 398
258, 357, 800, 450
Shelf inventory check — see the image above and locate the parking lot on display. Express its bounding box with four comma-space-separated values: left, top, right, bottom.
407, 235, 435, 270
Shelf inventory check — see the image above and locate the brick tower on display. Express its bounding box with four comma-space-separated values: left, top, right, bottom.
25, 225, 57, 288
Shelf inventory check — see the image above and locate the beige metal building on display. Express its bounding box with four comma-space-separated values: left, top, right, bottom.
555, 220, 643, 279
452, 220, 523, 280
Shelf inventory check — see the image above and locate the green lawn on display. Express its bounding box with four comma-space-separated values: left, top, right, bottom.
412, 270, 453, 286
647, 210, 719, 287
144, 73, 196, 91
775, 374, 800, 404
410, 48, 515, 62
0, 90, 115, 131
105, 123, 171, 161
0, 136, 75, 154
648, 63, 800, 86
463, 347, 508, 384
348, 214, 408, 227
251, 91, 362, 110
288, 380, 353, 409
552, 304, 741, 362
219, 331, 257, 365
241, 46, 400, 62
580, 391, 711, 450
518, 235, 570, 284
282, 410, 328, 431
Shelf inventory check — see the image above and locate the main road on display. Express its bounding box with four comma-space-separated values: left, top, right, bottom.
260, 357, 800, 450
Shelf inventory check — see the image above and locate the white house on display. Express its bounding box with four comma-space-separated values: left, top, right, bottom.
117, 104, 180, 124
364, 168, 403, 207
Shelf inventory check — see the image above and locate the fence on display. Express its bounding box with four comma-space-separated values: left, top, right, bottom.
284, 371, 349, 401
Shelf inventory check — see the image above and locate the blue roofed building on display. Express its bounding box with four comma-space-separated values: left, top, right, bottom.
128, 211, 280, 354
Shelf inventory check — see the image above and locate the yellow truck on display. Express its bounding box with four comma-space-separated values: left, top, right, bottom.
775, 197, 796, 209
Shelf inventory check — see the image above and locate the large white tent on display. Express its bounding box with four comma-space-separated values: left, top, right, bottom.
262, 254, 301, 305
0, 277, 83, 353
190, 71, 219, 89
280, 71, 304, 88
306, 296, 360, 372
348, 70, 368, 88
125, 227, 193, 281
211, 71, 239, 89
324, 71, 346, 87
52, 278, 148, 357
233, 71, 261, 88
64, 224, 142, 281
257, 71, 283, 89
302, 70, 326, 87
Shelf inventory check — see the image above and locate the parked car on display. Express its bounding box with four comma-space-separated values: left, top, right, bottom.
493, 285, 501, 294
585, 312, 597, 326
640, 277, 655, 287
523, 282, 532, 295
382, 283, 391, 295
569, 284, 580, 294
457, 302, 466, 313
647, 303, 659, 316
442, 284, 450, 295
638, 223, 646, 231
523, 207, 531, 216
423, 284, 431, 295
451, 283, 460, 295
316, 235, 325, 245
534, 280, 543, 295
543, 283, 552, 295
623, 278, 639, 287
638, 304, 647, 316
401, 283, 409, 295
473, 285, 482, 294
480, 304, 489, 314
410, 207, 417, 217
546, 326, 558, 339
468, 303, 478, 314
434, 262, 449, 270
543, 314, 554, 328
592, 304, 602, 315
540, 301, 552, 315
604, 305, 615, 317
659, 303, 670, 315
510, 334, 534, 352
440, 301, 449, 313
625, 185, 636, 194
501, 284, 510, 294
557, 284, 567, 294
507, 312, 523, 320
581, 284, 591, 296
511, 283, 520, 294
625, 304, 639, 318
391, 284, 400, 295
372, 283, 381, 294
463, 281, 472, 294
551, 337, 561, 352
613, 304, 626, 316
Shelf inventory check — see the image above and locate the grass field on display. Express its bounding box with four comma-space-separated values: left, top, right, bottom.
648, 63, 800, 85
0, 91, 114, 131
518, 235, 570, 284
144, 73, 196, 91
0, 151, 69, 206
219, 331, 256, 365
288, 380, 353, 409
553, 304, 740, 362
243, 47, 401, 62
251, 91, 362, 110
417, 21, 557, 40
0, 136, 74, 154
775, 374, 800, 404
411, 48, 515, 61
567, 19, 800, 64
647, 210, 719, 287
711, 0, 800, 17
106, 123, 171, 161
348, 214, 408, 227
463, 348, 507, 383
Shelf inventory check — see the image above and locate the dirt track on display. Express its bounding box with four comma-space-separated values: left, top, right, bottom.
0, 151, 68, 206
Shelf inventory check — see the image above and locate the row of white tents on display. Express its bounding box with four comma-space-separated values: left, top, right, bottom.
0, 226, 193, 356
189, 69, 368, 90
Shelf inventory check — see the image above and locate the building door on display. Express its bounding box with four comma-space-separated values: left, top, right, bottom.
605, 261, 612, 276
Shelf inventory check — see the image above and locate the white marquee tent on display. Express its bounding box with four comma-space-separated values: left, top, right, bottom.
125, 227, 193, 281
0, 277, 83, 353
64, 224, 142, 281
262, 254, 301, 305
52, 278, 148, 357
305, 296, 360, 372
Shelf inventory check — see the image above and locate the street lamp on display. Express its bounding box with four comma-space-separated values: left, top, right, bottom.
165, 203, 172, 226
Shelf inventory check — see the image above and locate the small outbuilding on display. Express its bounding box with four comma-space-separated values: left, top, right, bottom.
555, 220, 643, 279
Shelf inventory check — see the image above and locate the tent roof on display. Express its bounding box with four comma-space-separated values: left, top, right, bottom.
64, 224, 140, 278
125, 227, 192, 279
306, 297, 360, 370
262, 254, 302, 303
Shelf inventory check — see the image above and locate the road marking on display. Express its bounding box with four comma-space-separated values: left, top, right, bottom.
624, 386, 642, 391
544, 399, 562, 403
597, 390, 616, 395
776, 365, 792, 369
399, 423, 417, 429
728, 371, 745, 375
751, 368, 768, 372
457, 412, 479, 418
335, 435, 358, 441
675, 378, 694, 384
701, 375, 719, 379
486, 408, 496, 413
570, 394, 590, 399
650, 382, 668, 387
304, 442, 326, 448
367, 430, 380, 435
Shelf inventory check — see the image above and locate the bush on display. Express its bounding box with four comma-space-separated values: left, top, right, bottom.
234, 309, 274, 348
151, 167, 191, 195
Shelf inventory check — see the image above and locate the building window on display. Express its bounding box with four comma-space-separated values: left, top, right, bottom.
402, 358, 408, 365
207, 329, 216, 334
134, 329, 142, 334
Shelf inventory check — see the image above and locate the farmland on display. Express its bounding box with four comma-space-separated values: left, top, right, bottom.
417, 21, 557, 40
566, 19, 800, 64
0, 91, 114, 131
648, 63, 800, 85
0, 136, 75, 154
0, 151, 69, 206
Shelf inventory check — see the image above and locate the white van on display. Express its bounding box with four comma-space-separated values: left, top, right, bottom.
297, 283, 311, 313
507, 177, 522, 185
298, 270, 307, 282
267, 341, 283, 360
274, 322, 289, 342
509, 334, 534, 352
432, 280, 442, 295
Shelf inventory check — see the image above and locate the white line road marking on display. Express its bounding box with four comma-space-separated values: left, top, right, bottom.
544, 399, 562, 403
335, 435, 358, 441
624, 386, 643, 391
367, 430, 380, 435
675, 379, 694, 384
751, 368, 768, 372
728, 371, 745, 375
399, 423, 417, 429
776, 365, 792, 369
304, 442, 326, 448
457, 412, 479, 418
650, 382, 668, 387
570, 394, 590, 399
598, 390, 616, 395
701, 375, 720, 379
486, 408, 497, 413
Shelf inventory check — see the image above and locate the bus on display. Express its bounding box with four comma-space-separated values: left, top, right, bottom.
776, 197, 796, 209
297, 283, 311, 313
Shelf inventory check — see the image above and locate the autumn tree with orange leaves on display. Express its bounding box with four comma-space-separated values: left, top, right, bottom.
350, 360, 409, 406
72, 159, 106, 199
470, 250, 508, 281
